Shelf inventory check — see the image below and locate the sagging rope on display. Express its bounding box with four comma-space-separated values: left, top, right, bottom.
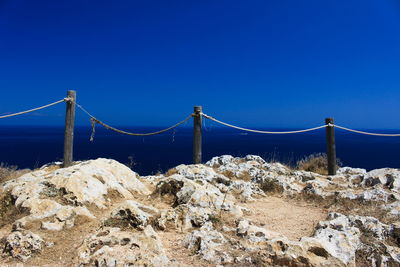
333, 124, 400, 137
202, 113, 327, 134
75, 102, 192, 139
0, 98, 67, 119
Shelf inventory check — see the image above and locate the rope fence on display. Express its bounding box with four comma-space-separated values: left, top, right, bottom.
0, 98, 67, 119
1, 96, 399, 137
202, 113, 328, 134
75, 102, 192, 138
1, 90, 400, 174
332, 124, 400, 137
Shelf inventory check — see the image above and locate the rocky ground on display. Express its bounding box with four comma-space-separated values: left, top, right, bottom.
0, 155, 399, 266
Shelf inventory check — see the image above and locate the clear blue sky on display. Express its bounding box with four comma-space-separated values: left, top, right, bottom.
1, 0, 400, 128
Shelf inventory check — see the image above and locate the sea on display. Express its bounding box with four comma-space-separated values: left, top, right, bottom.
1, 125, 399, 175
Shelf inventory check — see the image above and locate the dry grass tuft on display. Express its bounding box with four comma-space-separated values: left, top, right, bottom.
259, 178, 284, 194
165, 168, 178, 177
0, 192, 29, 228
0, 163, 30, 184
0, 163, 18, 183
296, 153, 341, 175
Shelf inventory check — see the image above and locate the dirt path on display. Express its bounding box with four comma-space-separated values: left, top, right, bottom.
241, 196, 328, 240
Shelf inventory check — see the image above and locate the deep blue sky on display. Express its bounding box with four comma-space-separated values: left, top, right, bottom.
1, 0, 400, 128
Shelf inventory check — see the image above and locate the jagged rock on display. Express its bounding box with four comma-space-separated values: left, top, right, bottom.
153, 174, 243, 217
337, 167, 367, 176
78, 226, 169, 266
236, 219, 282, 244
183, 223, 228, 263
232, 212, 400, 266
169, 164, 225, 182
264, 237, 345, 266
1, 159, 149, 233
3, 158, 150, 209
156, 205, 216, 231
206, 155, 273, 182
3, 231, 45, 262
307, 213, 362, 265
229, 180, 266, 201
338, 187, 398, 202
363, 169, 400, 192
41, 220, 65, 231
301, 213, 400, 266
170, 162, 265, 201
108, 200, 159, 230
13, 200, 94, 231
1, 155, 400, 266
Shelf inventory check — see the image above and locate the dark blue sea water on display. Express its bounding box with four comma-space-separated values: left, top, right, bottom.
0, 125, 399, 175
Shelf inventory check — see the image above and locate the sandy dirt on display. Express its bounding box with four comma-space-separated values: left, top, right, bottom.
241, 196, 328, 240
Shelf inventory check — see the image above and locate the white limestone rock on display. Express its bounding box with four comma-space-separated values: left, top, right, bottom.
78, 226, 169, 267
171, 164, 225, 182
302, 213, 400, 266
183, 222, 228, 264
109, 200, 159, 230
41, 220, 65, 231
236, 219, 282, 244
364, 168, 400, 192
156, 205, 230, 231
307, 213, 362, 265
3, 231, 45, 262
264, 237, 346, 266
3, 158, 150, 210
1, 158, 150, 231
12, 200, 95, 231
337, 167, 367, 176
154, 174, 243, 217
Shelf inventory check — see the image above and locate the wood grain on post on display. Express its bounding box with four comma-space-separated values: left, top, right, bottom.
63, 90, 76, 168
325, 118, 336, 175
193, 106, 202, 164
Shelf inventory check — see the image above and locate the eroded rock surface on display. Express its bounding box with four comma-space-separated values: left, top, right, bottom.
3, 230, 46, 262
77, 226, 169, 266
0, 155, 399, 266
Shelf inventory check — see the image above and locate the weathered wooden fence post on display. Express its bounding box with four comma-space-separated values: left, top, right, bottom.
63, 90, 76, 167
325, 118, 336, 175
193, 106, 202, 164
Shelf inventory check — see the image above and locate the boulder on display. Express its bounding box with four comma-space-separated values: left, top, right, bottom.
153, 174, 243, 217
108, 200, 159, 230
3, 231, 45, 262
183, 223, 229, 264
78, 226, 169, 266
3, 158, 150, 209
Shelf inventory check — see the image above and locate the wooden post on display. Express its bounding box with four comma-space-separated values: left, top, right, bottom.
63, 90, 76, 168
193, 106, 202, 164
325, 118, 336, 175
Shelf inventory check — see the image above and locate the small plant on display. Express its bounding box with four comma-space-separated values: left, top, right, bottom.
125, 155, 136, 169
165, 168, 178, 176
209, 214, 221, 224
296, 153, 341, 175
0, 163, 19, 183
259, 178, 283, 193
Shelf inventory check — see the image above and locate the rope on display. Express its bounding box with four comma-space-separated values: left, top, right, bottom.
0, 98, 67, 119
202, 113, 327, 134
75, 102, 192, 137
333, 124, 400, 137
90, 118, 97, 141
